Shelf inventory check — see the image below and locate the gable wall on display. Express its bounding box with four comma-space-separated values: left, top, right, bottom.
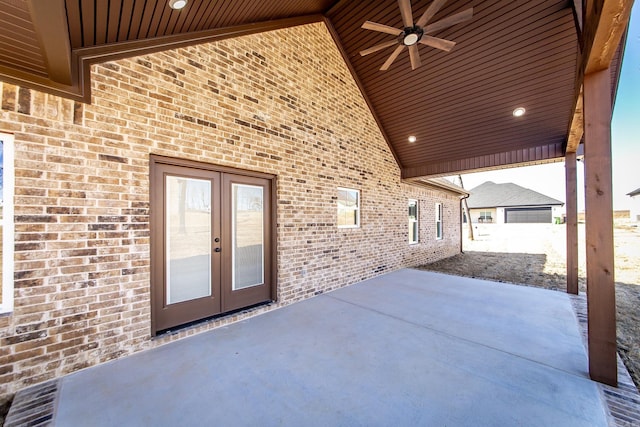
0, 23, 460, 398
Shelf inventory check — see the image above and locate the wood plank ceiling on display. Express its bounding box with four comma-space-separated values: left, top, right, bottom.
0, 0, 626, 179
63, 0, 335, 47
0, 0, 46, 77
327, 0, 578, 176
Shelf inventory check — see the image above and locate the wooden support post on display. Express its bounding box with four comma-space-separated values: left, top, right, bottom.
583, 68, 617, 386
565, 151, 579, 295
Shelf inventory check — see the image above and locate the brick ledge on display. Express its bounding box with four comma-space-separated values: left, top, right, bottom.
4, 379, 58, 427
569, 294, 640, 427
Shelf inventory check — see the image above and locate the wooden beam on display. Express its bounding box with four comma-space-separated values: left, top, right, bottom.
583, 0, 634, 75
583, 68, 616, 386
566, 0, 633, 153
565, 151, 579, 295
27, 0, 73, 85
566, 87, 584, 153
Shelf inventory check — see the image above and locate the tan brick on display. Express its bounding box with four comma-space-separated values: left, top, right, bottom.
0, 23, 462, 399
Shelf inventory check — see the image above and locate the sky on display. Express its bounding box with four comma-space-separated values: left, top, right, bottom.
453, 3, 640, 212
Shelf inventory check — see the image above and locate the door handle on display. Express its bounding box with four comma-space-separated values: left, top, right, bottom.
214, 247, 221, 253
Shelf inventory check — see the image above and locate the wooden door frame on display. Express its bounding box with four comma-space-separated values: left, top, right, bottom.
221, 173, 274, 312
149, 155, 278, 336
150, 163, 222, 333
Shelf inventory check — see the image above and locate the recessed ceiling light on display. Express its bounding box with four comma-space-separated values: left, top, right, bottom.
408, 135, 417, 143
513, 107, 526, 117
169, 0, 187, 9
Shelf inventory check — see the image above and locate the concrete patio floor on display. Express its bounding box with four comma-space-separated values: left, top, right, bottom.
53, 269, 608, 426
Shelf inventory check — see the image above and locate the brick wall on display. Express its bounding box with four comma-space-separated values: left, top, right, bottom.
0, 23, 461, 398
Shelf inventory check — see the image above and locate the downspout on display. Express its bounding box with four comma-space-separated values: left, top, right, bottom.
459, 194, 470, 254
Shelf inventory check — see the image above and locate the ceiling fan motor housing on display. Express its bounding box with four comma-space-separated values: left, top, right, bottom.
400, 26, 424, 46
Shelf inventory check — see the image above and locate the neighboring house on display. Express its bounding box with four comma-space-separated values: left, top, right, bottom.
0, 24, 467, 398
466, 182, 564, 224
627, 188, 640, 223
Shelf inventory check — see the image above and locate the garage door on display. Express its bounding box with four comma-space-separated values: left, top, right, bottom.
505, 207, 552, 223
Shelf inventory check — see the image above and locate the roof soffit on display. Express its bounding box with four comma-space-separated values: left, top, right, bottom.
0, 0, 633, 179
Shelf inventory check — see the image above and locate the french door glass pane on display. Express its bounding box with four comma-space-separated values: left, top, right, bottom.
232, 184, 264, 290
166, 176, 212, 304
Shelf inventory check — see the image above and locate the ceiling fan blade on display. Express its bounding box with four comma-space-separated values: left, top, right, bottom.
408, 44, 421, 70
416, 0, 447, 27
419, 35, 456, 52
381, 45, 405, 70
398, 0, 414, 27
362, 21, 403, 36
360, 40, 399, 56
424, 8, 473, 34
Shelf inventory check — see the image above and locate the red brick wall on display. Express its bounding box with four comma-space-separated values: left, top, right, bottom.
0, 23, 461, 398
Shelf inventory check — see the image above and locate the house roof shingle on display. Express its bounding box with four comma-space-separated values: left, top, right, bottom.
467, 181, 564, 209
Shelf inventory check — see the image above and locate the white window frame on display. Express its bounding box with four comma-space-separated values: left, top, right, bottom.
479, 210, 492, 222
408, 199, 419, 244
337, 187, 360, 229
1, 133, 14, 313
435, 202, 443, 240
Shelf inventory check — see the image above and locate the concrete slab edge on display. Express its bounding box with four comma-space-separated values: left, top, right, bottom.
569, 294, 640, 427
4, 291, 639, 427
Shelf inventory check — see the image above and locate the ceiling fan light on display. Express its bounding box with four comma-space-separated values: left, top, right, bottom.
169, 0, 187, 9
404, 33, 419, 45
513, 107, 526, 117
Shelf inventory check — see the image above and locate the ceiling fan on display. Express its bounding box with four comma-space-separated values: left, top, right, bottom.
359, 0, 473, 71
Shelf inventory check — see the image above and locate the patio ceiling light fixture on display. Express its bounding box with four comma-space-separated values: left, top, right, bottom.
408, 135, 417, 143
169, 0, 187, 9
512, 107, 526, 117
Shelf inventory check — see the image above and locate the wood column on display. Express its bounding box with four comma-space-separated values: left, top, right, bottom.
565, 151, 579, 295
583, 68, 617, 386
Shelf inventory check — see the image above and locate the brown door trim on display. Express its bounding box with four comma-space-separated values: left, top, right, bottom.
151, 155, 277, 180
150, 155, 278, 335
221, 173, 273, 312
150, 162, 222, 333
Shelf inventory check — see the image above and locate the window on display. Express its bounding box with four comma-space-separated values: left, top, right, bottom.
408, 199, 419, 244
0, 133, 14, 313
479, 211, 493, 223
435, 203, 443, 240
337, 187, 360, 228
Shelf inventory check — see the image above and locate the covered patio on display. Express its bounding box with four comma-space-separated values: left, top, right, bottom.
7, 269, 614, 426
0, 0, 636, 417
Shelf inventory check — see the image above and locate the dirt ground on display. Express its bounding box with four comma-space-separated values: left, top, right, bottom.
418, 221, 640, 392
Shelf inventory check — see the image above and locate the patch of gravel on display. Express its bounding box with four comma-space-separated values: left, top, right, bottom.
418, 222, 640, 392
